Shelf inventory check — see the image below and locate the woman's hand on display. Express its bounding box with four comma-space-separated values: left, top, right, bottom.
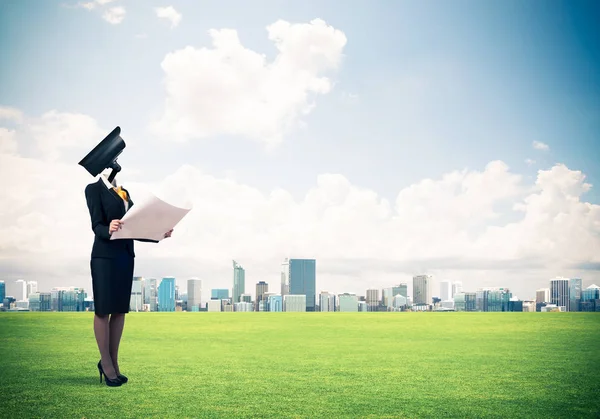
109, 219, 123, 235
164, 229, 174, 239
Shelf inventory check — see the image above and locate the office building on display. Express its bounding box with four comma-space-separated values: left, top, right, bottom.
130, 277, 144, 312
439, 281, 452, 301
569, 278, 582, 312
281, 258, 290, 296
451, 281, 463, 297
536, 288, 550, 304
207, 299, 221, 312
255, 281, 268, 311
413, 275, 433, 306
232, 260, 245, 304
366, 289, 379, 311
0, 281, 5, 302
393, 283, 408, 299
454, 292, 476, 311
8, 279, 27, 302
211, 289, 229, 300
319, 291, 334, 312
240, 294, 252, 303
27, 281, 38, 298
550, 277, 569, 309
284, 295, 306, 312
29, 292, 51, 311
187, 278, 202, 312
392, 294, 407, 310
581, 284, 600, 312
144, 278, 158, 311
285, 258, 316, 311
338, 293, 358, 312
158, 277, 176, 312
268, 294, 283, 312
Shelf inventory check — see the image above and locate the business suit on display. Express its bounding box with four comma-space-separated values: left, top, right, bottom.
85, 176, 157, 316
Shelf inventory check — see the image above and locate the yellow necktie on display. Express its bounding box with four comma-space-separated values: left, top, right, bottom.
114, 186, 128, 201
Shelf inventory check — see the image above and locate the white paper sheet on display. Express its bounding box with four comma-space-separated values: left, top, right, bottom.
110, 194, 192, 241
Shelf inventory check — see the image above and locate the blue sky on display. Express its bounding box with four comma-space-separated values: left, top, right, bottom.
1, 0, 598, 202
0, 0, 599, 298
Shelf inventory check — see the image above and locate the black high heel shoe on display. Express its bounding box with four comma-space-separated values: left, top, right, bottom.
97, 361, 122, 387
117, 373, 128, 384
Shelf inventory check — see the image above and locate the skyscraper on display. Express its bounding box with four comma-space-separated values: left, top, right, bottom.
550, 277, 569, 309
286, 258, 316, 311
439, 281, 452, 301
130, 277, 143, 312
413, 275, 433, 306
569, 278, 582, 312
232, 260, 245, 304
211, 289, 229, 300
451, 281, 463, 298
366, 289, 379, 311
0, 281, 5, 302
9, 279, 27, 301
393, 283, 408, 298
188, 278, 202, 312
145, 278, 158, 311
281, 258, 290, 296
27, 281, 38, 298
255, 281, 268, 311
158, 277, 176, 312
319, 291, 333, 312
536, 288, 550, 304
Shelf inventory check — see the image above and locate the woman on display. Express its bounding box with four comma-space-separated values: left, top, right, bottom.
84, 171, 173, 387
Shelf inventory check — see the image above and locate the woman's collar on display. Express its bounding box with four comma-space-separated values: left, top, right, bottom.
100, 174, 116, 189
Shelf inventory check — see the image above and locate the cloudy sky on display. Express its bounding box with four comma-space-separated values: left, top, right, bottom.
1, 0, 599, 301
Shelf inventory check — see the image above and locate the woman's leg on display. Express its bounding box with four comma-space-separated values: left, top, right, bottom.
94, 314, 118, 379
109, 313, 126, 375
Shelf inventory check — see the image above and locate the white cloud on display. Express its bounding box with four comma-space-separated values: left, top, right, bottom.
525, 158, 536, 166
0, 106, 24, 123
22, 110, 106, 161
0, 128, 18, 155
533, 140, 549, 151
1, 111, 598, 299
155, 6, 182, 28
151, 18, 348, 147
68, 1, 124, 24
102, 6, 126, 24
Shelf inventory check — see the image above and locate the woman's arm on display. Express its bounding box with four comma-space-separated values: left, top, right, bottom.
85, 184, 111, 240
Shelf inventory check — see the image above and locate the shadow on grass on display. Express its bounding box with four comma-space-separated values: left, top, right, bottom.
41, 374, 106, 387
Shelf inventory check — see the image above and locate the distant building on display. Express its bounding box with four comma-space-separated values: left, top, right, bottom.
255, 281, 268, 311
284, 295, 306, 312
413, 275, 433, 305
366, 289, 379, 311
439, 281, 452, 302
232, 260, 245, 304
130, 277, 144, 312
207, 299, 221, 312
451, 281, 463, 298
550, 277, 569, 309
268, 295, 283, 312
158, 277, 176, 312
211, 289, 229, 300
319, 291, 334, 312
144, 278, 158, 311
187, 278, 202, 312
569, 278, 582, 312
338, 293, 358, 312
536, 288, 550, 304
581, 284, 600, 312
284, 258, 316, 311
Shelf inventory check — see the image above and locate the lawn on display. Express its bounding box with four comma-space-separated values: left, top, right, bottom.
0, 312, 599, 418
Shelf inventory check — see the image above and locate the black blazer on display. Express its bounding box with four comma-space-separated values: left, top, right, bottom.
84, 178, 157, 259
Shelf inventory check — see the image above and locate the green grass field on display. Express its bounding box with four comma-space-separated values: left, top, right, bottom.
0, 312, 599, 418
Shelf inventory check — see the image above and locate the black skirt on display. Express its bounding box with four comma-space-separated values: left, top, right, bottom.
91, 253, 134, 316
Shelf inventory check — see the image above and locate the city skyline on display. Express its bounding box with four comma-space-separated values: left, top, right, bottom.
0, 1, 599, 299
